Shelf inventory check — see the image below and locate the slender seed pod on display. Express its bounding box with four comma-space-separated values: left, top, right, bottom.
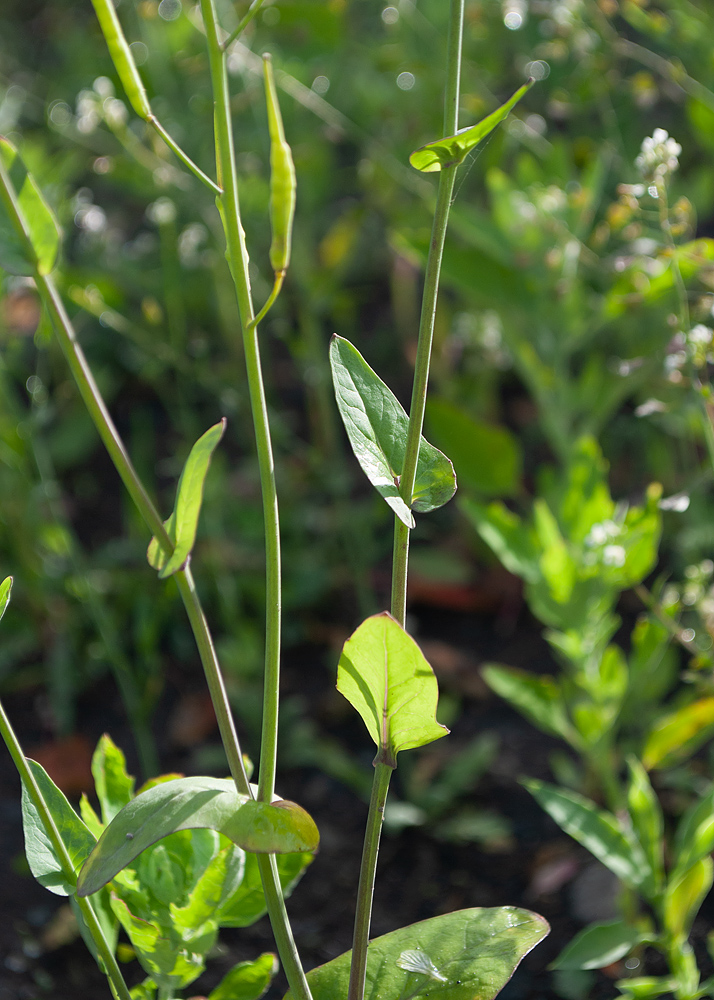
91, 0, 152, 121
262, 53, 296, 276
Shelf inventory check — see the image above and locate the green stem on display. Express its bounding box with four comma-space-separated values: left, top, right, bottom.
199, 0, 281, 813
391, 0, 463, 623
352, 4, 464, 999
347, 761, 394, 1000
222, 0, 268, 50
199, 5, 309, 997
148, 115, 222, 195
34, 272, 251, 795
0, 698, 132, 1000
248, 272, 284, 333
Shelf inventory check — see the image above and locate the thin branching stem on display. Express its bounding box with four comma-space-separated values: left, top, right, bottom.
0, 697, 133, 1000
199, 3, 311, 997
350, 4, 465, 1000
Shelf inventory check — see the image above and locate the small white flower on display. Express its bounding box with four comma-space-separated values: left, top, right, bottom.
635, 129, 681, 182
585, 520, 620, 547
602, 544, 626, 567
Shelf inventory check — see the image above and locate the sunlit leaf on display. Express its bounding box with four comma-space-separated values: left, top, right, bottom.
77, 777, 319, 897
337, 612, 448, 764
673, 785, 714, 876
216, 850, 312, 928
460, 498, 539, 583
0, 138, 61, 276
482, 665, 580, 747
0, 576, 12, 621
626, 756, 664, 889
409, 80, 534, 172
21, 759, 96, 896
524, 779, 654, 896
208, 952, 278, 1000
643, 697, 714, 770
663, 857, 714, 939
285, 906, 549, 1000
92, 734, 135, 825
330, 335, 456, 528
550, 919, 650, 971
110, 895, 204, 991
147, 419, 226, 577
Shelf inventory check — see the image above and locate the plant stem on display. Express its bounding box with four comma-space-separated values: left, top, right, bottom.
0, 698, 132, 1000
222, 0, 268, 50
199, 5, 310, 997
34, 271, 251, 796
148, 115, 223, 195
199, 0, 282, 813
347, 761, 393, 1000
352, 4, 464, 999
392, 0, 464, 626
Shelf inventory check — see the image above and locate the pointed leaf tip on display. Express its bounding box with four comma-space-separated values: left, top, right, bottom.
337, 612, 448, 762
148, 419, 226, 577
410, 79, 535, 172
329, 336, 456, 526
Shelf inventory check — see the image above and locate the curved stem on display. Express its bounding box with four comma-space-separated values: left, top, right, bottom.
222, 0, 268, 50
0, 699, 132, 1000
248, 272, 284, 334
148, 115, 222, 195
34, 272, 251, 796
199, 5, 309, 998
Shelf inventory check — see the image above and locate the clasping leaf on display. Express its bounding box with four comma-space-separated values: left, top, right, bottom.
148, 419, 225, 577
330, 335, 456, 528
410, 79, 534, 173
337, 612, 448, 766
77, 776, 319, 897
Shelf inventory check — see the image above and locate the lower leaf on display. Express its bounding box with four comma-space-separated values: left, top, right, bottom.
284, 906, 549, 1000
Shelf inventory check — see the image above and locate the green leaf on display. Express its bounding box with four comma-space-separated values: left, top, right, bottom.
209, 952, 278, 1000
147, 419, 226, 577
130, 980, 157, 1000
330, 335, 456, 528
70, 888, 119, 972
0, 576, 12, 621
336, 612, 448, 764
550, 919, 648, 970
523, 779, 654, 895
170, 842, 245, 938
76, 777, 319, 897
285, 906, 548, 1000
460, 498, 539, 583
673, 785, 714, 876
663, 857, 714, 939
110, 895, 204, 992
409, 80, 535, 172
534, 499, 575, 604
614, 977, 677, 999
643, 698, 714, 770
216, 851, 312, 927
482, 664, 580, 747
425, 399, 522, 497
0, 138, 61, 276
92, 734, 136, 824
626, 757, 664, 889
21, 759, 96, 895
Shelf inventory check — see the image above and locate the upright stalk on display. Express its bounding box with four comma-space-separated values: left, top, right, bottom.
32, 270, 252, 797
350, 4, 465, 1000
0, 699, 132, 1000
199, 4, 310, 997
